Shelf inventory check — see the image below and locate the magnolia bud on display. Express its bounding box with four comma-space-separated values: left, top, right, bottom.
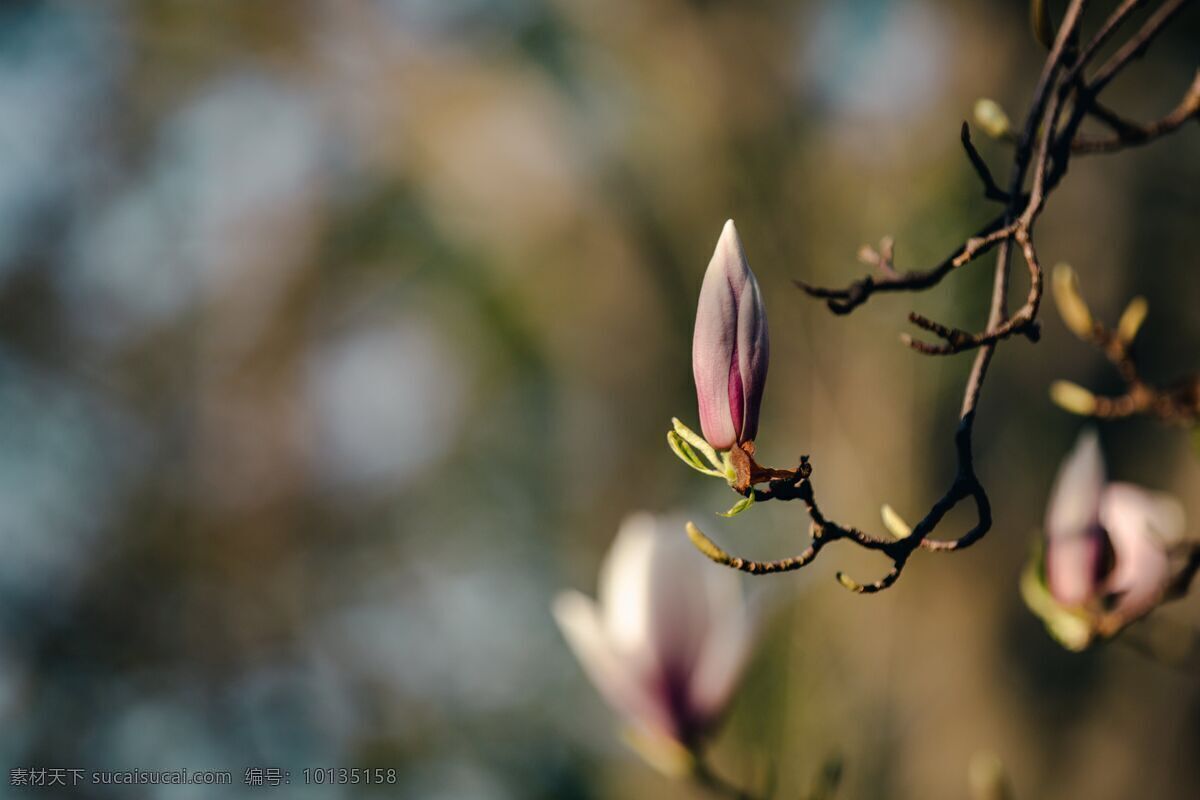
1049, 380, 1097, 416
880, 504, 913, 539
1051, 264, 1094, 339
1026, 432, 1187, 649
1096, 483, 1182, 632
1030, 0, 1054, 50
692, 220, 770, 451
1116, 296, 1148, 345
973, 99, 1012, 139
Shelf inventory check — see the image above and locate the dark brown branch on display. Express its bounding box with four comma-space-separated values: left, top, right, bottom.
689, 419, 992, 593
1073, 72, 1200, 154
903, 221, 1047, 356
803, 0, 1190, 350
1073, 0, 1148, 75
857, 236, 898, 277
1057, 306, 1200, 425
903, 312, 1040, 355
960, 121, 1010, 202
826, 1, 1091, 585
691, 0, 1195, 591
1038, 0, 1193, 193
793, 216, 1009, 315
1088, 99, 1148, 136
1086, 0, 1191, 97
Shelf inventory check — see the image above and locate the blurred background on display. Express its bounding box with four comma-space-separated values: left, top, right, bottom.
0, 0, 1197, 797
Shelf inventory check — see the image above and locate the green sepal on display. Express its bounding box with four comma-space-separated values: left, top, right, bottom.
718, 492, 755, 518
1018, 538, 1093, 652
670, 418, 724, 472
667, 431, 724, 477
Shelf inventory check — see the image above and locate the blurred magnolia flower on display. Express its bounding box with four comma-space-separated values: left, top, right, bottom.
553, 512, 757, 771
693, 220, 769, 452
1022, 430, 1188, 650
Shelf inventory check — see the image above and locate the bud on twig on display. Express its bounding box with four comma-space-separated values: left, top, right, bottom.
1115, 296, 1148, 345
880, 504, 913, 539
1030, 0, 1054, 50
1050, 381, 1098, 416
1051, 264, 1094, 339
693, 220, 770, 451
973, 99, 1012, 139
1023, 431, 1189, 650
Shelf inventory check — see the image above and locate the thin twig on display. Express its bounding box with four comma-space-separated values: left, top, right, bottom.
1086, 0, 1191, 97
793, 216, 1009, 315
961, 121, 1010, 202
689, 0, 1195, 590
1057, 307, 1200, 424
1073, 71, 1200, 153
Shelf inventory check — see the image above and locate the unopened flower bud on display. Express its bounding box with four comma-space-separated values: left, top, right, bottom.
1096, 483, 1183, 632
880, 504, 913, 539
1116, 296, 1148, 345
692, 220, 770, 451
1025, 431, 1187, 649
1050, 381, 1097, 416
1051, 264, 1094, 339
973, 99, 1012, 139
1030, 0, 1054, 50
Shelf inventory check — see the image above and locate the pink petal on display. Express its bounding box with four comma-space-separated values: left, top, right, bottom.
1044, 535, 1105, 608
735, 267, 768, 444
1098, 483, 1181, 626
643, 514, 719, 685
689, 571, 755, 725
598, 513, 659, 667
587, 512, 760, 741
1044, 430, 1107, 606
693, 220, 751, 450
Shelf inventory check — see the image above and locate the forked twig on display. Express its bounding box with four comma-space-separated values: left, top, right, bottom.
694, 0, 1197, 591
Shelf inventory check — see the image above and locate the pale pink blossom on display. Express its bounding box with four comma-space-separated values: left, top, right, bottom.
553, 512, 756, 751
1037, 430, 1185, 640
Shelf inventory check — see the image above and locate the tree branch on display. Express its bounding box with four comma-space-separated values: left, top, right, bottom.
690, 0, 1198, 591
1052, 295, 1200, 425
1073, 71, 1200, 154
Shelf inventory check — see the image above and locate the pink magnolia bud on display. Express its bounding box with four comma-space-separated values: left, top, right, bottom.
692, 220, 769, 451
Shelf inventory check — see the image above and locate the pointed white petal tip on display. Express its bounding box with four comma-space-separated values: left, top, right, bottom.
1045, 428, 1105, 539
715, 219, 747, 266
